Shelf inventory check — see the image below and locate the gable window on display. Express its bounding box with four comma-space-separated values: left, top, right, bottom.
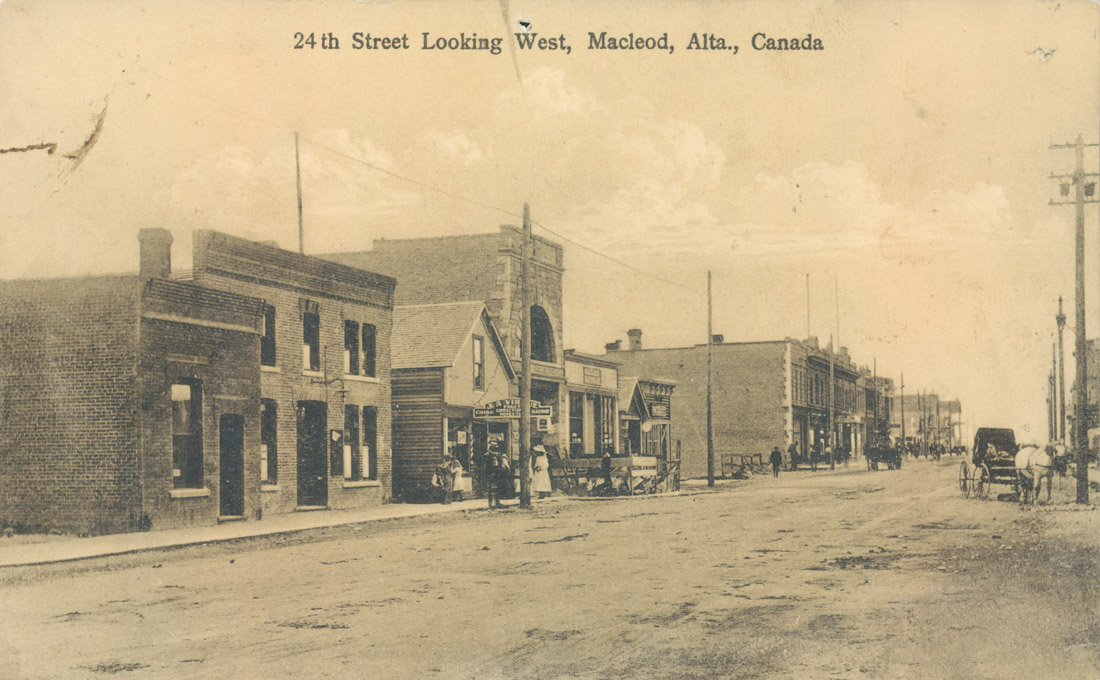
302, 311, 320, 372
344, 320, 360, 375
472, 335, 485, 390
171, 379, 203, 489
362, 323, 376, 378
261, 305, 276, 367
260, 399, 277, 483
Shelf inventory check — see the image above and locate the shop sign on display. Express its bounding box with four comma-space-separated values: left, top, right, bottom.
474, 398, 553, 418
583, 367, 602, 386
647, 394, 671, 419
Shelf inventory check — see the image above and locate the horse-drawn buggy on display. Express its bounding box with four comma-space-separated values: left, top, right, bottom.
959, 427, 1068, 503
865, 440, 902, 470
959, 428, 1017, 499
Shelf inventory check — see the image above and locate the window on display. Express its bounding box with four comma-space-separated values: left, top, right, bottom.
302, 311, 320, 371
342, 405, 377, 480
472, 335, 485, 390
530, 306, 555, 362
362, 324, 376, 378
600, 395, 616, 453
260, 399, 277, 483
344, 320, 360, 375
171, 379, 203, 489
343, 405, 359, 480
569, 392, 584, 456
261, 305, 276, 367
362, 406, 377, 480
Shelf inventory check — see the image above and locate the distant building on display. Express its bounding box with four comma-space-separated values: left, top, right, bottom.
605, 331, 875, 478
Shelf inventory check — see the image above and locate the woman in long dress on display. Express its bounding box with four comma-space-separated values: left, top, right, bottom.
531, 445, 552, 499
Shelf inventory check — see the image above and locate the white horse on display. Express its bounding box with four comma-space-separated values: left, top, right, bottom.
1014, 443, 1068, 505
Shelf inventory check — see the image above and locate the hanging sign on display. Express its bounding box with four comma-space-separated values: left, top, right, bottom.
475, 398, 553, 418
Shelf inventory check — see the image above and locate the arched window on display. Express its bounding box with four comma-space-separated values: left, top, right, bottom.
530, 305, 555, 363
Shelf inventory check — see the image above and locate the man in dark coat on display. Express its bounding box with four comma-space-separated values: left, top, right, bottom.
770, 446, 783, 477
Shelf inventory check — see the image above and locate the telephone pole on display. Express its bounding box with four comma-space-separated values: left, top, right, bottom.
1050, 134, 1099, 504
707, 271, 715, 488
519, 203, 533, 509
900, 372, 905, 454
1057, 296, 1067, 443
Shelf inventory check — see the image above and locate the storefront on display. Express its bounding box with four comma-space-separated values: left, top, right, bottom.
619, 378, 675, 458
563, 351, 620, 458
390, 302, 516, 500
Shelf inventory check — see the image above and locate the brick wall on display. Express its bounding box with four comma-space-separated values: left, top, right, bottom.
0, 276, 143, 535
192, 231, 395, 512
609, 342, 790, 479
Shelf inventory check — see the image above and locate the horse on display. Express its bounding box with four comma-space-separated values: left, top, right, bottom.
1014, 443, 1068, 505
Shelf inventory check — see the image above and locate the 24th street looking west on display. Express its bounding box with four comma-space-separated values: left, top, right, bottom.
290, 31, 826, 54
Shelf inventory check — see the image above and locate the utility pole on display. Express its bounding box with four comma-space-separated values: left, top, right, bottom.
295, 132, 304, 255
519, 204, 532, 509
806, 273, 810, 340
1051, 134, 1099, 504
872, 358, 878, 447
900, 372, 905, 454
707, 271, 715, 488
1057, 296, 1067, 443
829, 335, 835, 469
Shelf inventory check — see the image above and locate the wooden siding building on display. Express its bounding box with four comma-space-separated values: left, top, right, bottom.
390, 302, 515, 499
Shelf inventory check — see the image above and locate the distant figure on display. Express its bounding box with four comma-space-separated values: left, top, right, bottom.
532, 445, 552, 499
788, 442, 799, 471
812, 441, 822, 472
769, 446, 783, 477
827, 444, 835, 471
594, 449, 614, 496
486, 442, 504, 508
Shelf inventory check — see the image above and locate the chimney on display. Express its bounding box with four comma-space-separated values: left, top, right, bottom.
712, 334, 724, 344
138, 228, 173, 279
605, 340, 622, 352
627, 328, 643, 351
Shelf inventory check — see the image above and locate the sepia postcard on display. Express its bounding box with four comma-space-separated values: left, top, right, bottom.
2, 1, 1099, 678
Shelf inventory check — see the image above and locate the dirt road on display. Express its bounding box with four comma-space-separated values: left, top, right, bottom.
2, 458, 1099, 679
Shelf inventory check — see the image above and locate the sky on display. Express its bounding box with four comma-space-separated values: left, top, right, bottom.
2, 0, 1099, 442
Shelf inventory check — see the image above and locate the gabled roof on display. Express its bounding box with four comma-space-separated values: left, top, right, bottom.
392, 301, 514, 379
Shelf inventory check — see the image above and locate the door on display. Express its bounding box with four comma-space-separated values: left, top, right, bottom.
471, 421, 488, 496
296, 401, 328, 507
219, 414, 245, 517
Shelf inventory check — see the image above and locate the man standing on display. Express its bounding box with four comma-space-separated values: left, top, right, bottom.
787, 441, 799, 472
769, 446, 783, 477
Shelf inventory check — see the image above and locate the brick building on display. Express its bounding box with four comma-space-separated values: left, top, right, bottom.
322, 226, 569, 451
188, 230, 396, 514
0, 229, 264, 534
606, 331, 877, 478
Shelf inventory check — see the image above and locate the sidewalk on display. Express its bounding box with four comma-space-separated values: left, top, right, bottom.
0, 480, 758, 569
0, 496, 536, 569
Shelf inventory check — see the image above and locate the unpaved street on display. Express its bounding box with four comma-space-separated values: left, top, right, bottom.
3, 459, 1100, 679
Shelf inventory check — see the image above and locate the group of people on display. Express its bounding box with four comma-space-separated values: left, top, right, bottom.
433, 441, 553, 507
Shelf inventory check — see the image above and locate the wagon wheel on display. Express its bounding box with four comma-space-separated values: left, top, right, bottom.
959, 462, 970, 498
972, 464, 990, 500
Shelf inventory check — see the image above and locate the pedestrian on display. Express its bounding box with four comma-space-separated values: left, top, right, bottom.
485, 442, 502, 508
811, 440, 821, 472
435, 455, 456, 504
532, 445, 552, 499
787, 441, 799, 472
595, 449, 614, 496
827, 443, 835, 471
769, 446, 783, 477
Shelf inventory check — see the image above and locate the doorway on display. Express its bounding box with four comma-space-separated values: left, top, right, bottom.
219, 414, 245, 517
296, 401, 328, 507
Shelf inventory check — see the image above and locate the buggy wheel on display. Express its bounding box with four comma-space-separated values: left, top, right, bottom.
972, 464, 990, 500
959, 462, 970, 498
